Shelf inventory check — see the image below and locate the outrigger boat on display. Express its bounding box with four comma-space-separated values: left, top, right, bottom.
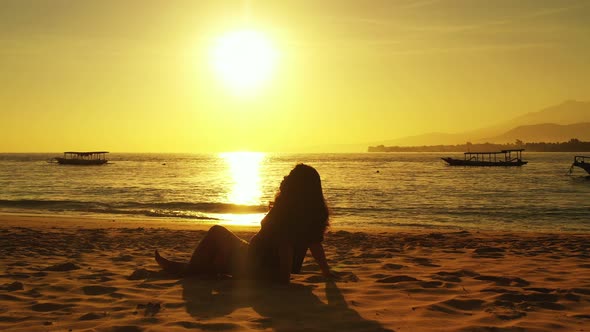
53, 151, 109, 165
442, 149, 527, 166
570, 156, 590, 175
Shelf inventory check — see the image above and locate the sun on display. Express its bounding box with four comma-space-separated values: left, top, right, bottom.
210, 29, 278, 95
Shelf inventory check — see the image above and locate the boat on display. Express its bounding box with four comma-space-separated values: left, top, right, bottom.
570, 156, 590, 175
442, 149, 527, 166
54, 151, 109, 165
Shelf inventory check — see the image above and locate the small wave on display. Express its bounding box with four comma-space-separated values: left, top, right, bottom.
0, 199, 266, 220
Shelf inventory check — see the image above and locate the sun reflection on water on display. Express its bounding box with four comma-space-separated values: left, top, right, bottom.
218, 152, 266, 225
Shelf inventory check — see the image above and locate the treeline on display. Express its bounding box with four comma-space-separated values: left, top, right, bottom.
368, 138, 590, 152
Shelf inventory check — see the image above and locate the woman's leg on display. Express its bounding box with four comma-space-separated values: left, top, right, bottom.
154, 250, 188, 275
186, 225, 246, 275
155, 225, 245, 276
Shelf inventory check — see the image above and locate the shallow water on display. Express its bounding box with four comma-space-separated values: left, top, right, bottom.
0, 152, 588, 232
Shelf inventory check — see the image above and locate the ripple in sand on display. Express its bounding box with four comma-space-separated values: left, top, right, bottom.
163, 302, 185, 309
79, 312, 106, 320
432, 275, 461, 283
491, 309, 527, 320
304, 271, 359, 283
432, 271, 469, 283
442, 298, 485, 311
82, 285, 118, 295
357, 252, 391, 259
4, 273, 30, 279
526, 287, 555, 293
173, 321, 241, 330
382, 263, 404, 270
112, 254, 134, 262
495, 292, 565, 311
137, 302, 161, 317
111, 326, 144, 332
0, 315, 31, 323
473, 247, 506, 258
44, 262, 80, 272
428, 298, 485, 315
1, 281, 23, 291
474, 275, 529, 287
407, 257, 440, 267
0, 294, 23, 301
419, 281, 443, 288
571, 287, 590, 295
376, 275, 418, 283
31, 303, 74, 312
79, 271, 117, 281
128, 268, 156, 280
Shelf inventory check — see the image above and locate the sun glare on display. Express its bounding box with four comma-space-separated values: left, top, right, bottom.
210, 30, 278, 95
219, 151, 265, 206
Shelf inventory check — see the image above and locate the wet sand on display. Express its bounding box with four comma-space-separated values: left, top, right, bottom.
1, 214, 589, 332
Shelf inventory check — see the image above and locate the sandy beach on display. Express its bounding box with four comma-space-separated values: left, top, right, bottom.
1, 214, 589, 332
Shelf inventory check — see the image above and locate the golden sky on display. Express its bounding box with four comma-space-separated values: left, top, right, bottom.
1, 0, 589, 152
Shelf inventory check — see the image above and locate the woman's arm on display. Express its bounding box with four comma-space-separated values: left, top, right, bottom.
309, 242, 334, 278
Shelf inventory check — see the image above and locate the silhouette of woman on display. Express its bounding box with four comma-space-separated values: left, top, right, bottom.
155, 164, 334, 283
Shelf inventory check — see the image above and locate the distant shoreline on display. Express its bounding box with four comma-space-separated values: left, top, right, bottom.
369, 138, 590, 153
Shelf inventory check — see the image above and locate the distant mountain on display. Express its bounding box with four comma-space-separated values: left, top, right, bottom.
482, 123, 590, 143
376, 100, 590, 146
510, 100, 590, 126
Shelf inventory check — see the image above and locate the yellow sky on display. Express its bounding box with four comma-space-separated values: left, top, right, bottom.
1, 0, 589, 152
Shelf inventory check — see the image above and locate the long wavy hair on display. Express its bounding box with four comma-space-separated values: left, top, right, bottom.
264, 164, 329, 241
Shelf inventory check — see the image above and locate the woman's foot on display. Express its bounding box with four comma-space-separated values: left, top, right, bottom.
155, 250, 188, 276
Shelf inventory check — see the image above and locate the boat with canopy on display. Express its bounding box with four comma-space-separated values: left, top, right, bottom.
442, 149, 527, 166
570, 155, 590, 175
54, 151, 109, 165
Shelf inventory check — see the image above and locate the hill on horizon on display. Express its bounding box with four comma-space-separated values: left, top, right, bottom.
483, 123, 590, 143
372, 100, 590, 147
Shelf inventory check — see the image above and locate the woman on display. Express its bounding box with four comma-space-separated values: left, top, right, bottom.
155, 163, 334, 283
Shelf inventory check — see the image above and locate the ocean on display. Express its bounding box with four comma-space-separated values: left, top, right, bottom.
1, 152, 589, 232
